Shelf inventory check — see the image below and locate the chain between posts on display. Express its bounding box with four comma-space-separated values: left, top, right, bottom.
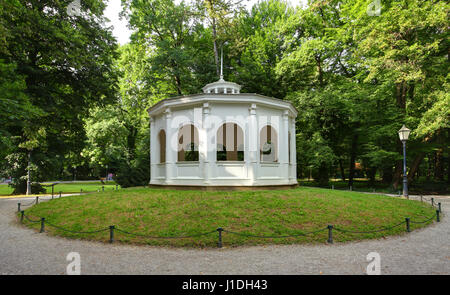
17, 193, 443, 247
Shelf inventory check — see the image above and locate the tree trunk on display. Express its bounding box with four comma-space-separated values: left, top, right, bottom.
382, 166, 393, 184
447, 153, 450, 184
392, 159, 403, 189
348, 133, 358, 188
174, 74, 182, 95
407, 152, 425, 184
339, 158, 346, 181
367, 167, 376, 187
435, 148, 444, 181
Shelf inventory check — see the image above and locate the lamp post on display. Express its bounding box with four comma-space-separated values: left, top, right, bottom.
398, 125, 411, 199
26, 151, 31, 195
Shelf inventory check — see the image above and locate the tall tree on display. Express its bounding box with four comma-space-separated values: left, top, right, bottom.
0, 0, 118, 192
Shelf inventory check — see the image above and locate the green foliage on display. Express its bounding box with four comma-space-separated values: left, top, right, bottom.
114, 155, 149, 188
1, 0, 448, 188
0, 0, 119, 182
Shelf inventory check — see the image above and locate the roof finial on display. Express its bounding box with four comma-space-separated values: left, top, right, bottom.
220, 45, 224, 80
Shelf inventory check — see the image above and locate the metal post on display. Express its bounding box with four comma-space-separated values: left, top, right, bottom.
20, 211, 24, 223
40, 218, 45, 233
36, 196, 39, 204
327, 225, 333, 244
109, 225, 115, 243
436, 210, 440, 222
18, 203, 21, 212
402, 141, 408, 199
405, 218, 410, 232
431, 198, 434, 207
438, 202, 441, 213
26, 151, 31, 195
102, 186, 104, 192
217, 227, 223, 248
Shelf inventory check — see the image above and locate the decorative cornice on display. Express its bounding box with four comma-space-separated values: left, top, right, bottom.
148, 94, 298, 118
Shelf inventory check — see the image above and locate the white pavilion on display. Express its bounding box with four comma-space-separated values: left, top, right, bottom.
148, 71, 298, 189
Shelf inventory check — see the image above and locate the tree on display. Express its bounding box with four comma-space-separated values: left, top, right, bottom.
0, 0, 118, 192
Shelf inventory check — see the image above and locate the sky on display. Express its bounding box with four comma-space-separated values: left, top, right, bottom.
103, 0, 307, 45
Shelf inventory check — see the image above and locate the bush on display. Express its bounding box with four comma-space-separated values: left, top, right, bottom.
114, 156, 149, 188
11, 179, 46, 195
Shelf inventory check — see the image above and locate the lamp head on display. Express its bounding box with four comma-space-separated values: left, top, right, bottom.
398, 125, 411, 142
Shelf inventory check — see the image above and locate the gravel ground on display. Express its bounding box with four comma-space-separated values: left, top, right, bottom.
0, 194, 448, 275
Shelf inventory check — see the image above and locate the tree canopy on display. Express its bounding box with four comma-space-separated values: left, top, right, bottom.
1, 0, 448, 191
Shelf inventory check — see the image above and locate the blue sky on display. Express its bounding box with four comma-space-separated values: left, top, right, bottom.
104, 0, 306, 45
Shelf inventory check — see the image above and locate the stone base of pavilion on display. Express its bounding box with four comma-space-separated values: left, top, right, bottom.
148, 183, 298, 191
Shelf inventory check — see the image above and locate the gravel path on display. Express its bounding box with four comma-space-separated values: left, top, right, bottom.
0, 194, 449, 275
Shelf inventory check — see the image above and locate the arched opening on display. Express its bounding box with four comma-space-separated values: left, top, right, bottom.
178, 124, 199, 161
217, 123, 244, 161
158, 129, 166, 163
260, 125, 278, 162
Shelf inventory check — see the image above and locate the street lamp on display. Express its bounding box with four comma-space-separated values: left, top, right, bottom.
398, 125, 411, 199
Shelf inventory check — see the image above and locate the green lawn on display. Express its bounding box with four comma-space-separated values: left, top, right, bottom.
0, 181, 118, 196
299, 178, 450, 195
0, 185, 13, 195
21, 187, 437, 248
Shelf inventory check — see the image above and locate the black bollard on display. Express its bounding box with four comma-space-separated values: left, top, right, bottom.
217, 227, 223, 248
431, 198, 434, 207
36, 196, 39, 204
59, 191, 62, 198
18, 203, 21, 212
438, 203, 441, 213
436, 210, 440, 222
109, 225, 115, 243
102, 186, 104, 192
327, 225, 333, 244
20, 211, 24, 223
405, 218, 410, 232
40, 218, 45, 233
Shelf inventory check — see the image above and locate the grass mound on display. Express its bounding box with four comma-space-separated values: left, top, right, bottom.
21, 187, 436, 247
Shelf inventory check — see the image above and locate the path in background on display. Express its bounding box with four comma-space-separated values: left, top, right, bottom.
0, 194, 448, 275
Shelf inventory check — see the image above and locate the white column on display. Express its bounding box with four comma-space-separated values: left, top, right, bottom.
248, 104, 258, 183
164, 108, 175, 184
281, 110, 290, 182
201, 103, 211, 184
149, 116, 155, 184
290, 118, 297, 182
